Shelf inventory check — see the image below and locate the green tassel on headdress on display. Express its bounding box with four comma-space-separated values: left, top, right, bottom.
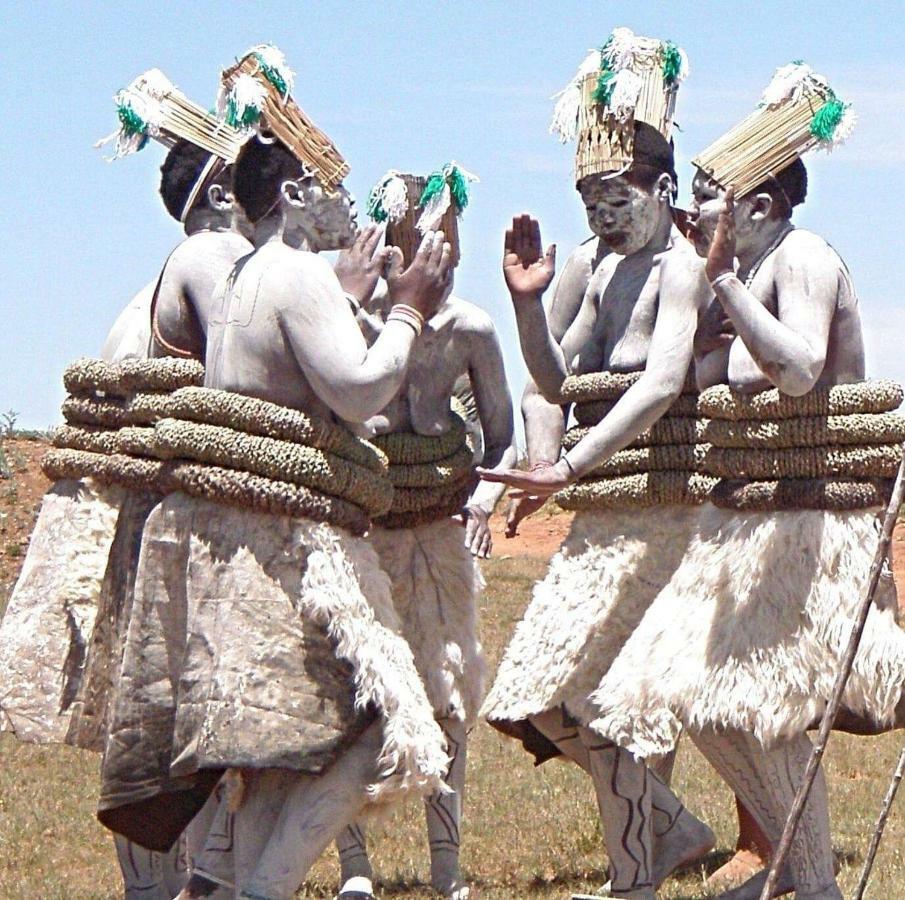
662, 41, 684, 85
251, 45, 294, 98
810, 94, 846, 142
592, 35, 616, 106
117, 102, 146, 137
592, 68, 616, 106
416, 163, 479, 232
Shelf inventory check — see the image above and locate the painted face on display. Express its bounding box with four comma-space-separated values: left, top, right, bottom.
296, 179, 358, 251
578, 174, 661, 255
686, 170, 727, 258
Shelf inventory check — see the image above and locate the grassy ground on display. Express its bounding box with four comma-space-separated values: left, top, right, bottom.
1, 553, 903, 898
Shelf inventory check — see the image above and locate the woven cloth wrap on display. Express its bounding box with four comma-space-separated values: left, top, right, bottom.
47, 359, 392, 535
372, 408, 474, 529
554, 371, 713, 511
701, 380, 904, 512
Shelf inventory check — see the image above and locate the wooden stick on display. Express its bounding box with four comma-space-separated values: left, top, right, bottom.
758, 444, 905, 900
852, 744, 905, 900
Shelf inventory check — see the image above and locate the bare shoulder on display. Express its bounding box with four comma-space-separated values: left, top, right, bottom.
776, 228, 842, 270
566, 237, 599, 268
661, 233, 706, 279
445, 295, 497, 338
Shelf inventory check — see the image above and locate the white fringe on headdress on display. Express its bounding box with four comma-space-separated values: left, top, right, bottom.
371, 519, 486, 726
250, 43, 294, 98
95, 68, 174, 159
587, 505, 905, 759
549, 49, 602, 143
415, 162, 479, 234
369, 170, 410, 224
216, 73, 268, 131
760, 61, 822, 108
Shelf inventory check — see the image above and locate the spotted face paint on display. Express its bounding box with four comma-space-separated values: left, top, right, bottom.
297, 180, 358, 251
686, 171, 726, 258
578, 174, 662, 256
687, 169, 758, 259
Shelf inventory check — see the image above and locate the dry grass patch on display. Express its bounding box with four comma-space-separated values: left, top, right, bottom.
1, 556, 904, 897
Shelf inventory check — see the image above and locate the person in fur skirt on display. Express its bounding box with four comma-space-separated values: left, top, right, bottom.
332, 163, 518, 900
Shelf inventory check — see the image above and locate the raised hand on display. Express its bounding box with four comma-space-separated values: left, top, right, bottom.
385, 230, 452, 321
705, 188, 737, 282
503, 214, 556, 302
334, 224, 389, 304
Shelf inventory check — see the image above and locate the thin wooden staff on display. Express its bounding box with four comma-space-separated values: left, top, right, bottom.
758, 443, 905, 900
852, 744, 905, 900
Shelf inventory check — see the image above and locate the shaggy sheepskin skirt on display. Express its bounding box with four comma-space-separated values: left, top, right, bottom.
589, 505, 905, 758
481, 506, 700, 754
371, 518, 486, 725
0, 478, 125, 742
97, 492, 449, 852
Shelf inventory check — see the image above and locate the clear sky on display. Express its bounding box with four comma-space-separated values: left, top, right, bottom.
2, 1, 902, 432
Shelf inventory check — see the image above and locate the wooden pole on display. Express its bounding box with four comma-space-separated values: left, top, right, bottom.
852, 745, 905, 900
758, 444, 905, 900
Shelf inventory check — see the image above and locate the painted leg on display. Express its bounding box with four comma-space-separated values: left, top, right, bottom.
113, 834, 166, 900
691, 729, 840, 899
529, 710, 713, 889
425, 717, 469, 899
178, 788, 237, 899
160, 832, 188, 896
579, 727, 655, 900
239, 723, 382, 900
336, 823, 374, 898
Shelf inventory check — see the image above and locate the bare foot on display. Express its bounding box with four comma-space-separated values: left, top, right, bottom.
706, 848, 764, 890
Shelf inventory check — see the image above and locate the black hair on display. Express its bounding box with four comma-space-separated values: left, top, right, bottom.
747, 157, 808, 217
628, 123, 679, 199
159, 139, 221, 222
233, 135, 306, 223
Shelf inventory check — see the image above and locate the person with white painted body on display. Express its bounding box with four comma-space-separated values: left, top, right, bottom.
103, 136, 252, 900
332, 166, 517, 900
478, 31, 715, 900
151, 50, 451, 895
586, 63, 905, 900
0, 70, 249, 900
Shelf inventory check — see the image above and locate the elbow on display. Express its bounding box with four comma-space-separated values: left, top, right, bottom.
767, 354, 825, 397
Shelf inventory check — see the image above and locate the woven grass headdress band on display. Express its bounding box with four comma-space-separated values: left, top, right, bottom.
218, 44, 349, 194
366, 163, 479, 267
692, 61, 855, 198
550, 27, 688, 183
96, 68, 244, 163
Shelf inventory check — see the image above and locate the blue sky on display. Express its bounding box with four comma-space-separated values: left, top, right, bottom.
2, 2, 903, 431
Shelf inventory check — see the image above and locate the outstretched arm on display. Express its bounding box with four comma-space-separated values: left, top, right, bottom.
706, 191, 833, 395
281, 234, 451, 422
480, 256, 709, 494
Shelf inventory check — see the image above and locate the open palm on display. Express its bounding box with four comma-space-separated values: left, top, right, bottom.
503, 214, 556, 300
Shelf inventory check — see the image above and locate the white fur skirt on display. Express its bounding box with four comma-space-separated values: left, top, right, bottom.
98, 492, 449, 850
481, 506, 700, 744
0, 478, 125, 742
371, 518, 486, 726
589, 505, 905, 758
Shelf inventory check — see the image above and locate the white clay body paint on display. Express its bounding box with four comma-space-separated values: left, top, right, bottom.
579, 175, 661, 257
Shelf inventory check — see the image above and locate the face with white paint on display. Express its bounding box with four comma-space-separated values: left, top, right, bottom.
578, 171, 669, 255
687, 169, 775, 261
285, 177, 358, 251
